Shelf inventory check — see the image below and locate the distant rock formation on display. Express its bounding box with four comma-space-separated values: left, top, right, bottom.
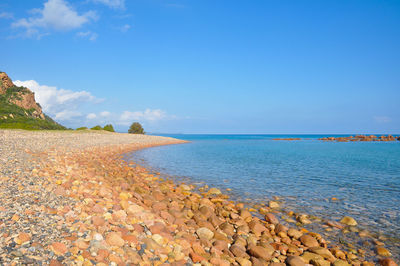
0, 72, 45, 119
319, 135, 399, 142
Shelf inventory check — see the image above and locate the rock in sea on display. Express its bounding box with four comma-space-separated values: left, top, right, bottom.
340, 216, 357, 226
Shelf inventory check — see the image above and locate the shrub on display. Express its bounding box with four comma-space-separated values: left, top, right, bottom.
76, 127, 88, 130
128, 122, 144, 134
91, 125, 103, 130
103, 124, 115, 132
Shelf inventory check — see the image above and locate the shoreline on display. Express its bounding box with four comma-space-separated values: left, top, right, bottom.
128, 147, 400, 264
0, 130, 397, 265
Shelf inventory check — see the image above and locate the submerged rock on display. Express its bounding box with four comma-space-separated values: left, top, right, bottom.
269, 201, 280, 208
340, 216, 357, 226
207, 187, 222, 195
379, 258, 398, 266
376, 246, 392, 257
297, 214, 312, 224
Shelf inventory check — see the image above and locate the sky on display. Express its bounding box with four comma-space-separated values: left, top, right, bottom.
1, 0, 399, 134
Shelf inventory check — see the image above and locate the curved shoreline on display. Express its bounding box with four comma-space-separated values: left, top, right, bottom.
0, 130, 397, 265
127, 147, 400, 264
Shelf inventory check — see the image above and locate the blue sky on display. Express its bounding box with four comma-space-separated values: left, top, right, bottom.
1, 0, 399, 133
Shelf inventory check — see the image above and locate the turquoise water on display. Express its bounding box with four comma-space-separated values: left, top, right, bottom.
127, 134, 400, 257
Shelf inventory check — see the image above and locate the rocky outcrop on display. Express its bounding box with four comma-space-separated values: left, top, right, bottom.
0, 72, 45, 120
0, 72, 14, 94
319, 135, 399, 142
9, 92, 45, 119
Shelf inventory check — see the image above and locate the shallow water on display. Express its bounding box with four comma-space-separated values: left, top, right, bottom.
127, 134, 400, 259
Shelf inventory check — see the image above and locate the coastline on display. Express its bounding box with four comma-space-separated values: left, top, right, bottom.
0, 130, 397, 265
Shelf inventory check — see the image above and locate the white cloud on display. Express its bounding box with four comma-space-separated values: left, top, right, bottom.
12, 80, 175, 129
87, 113, 97, 119
13, 79, 100, 122
373, 116, 391, 123
119, 109, 168, 125
12, 0, 97, 37
55, 110, 82, 120
77, 31, 98, 41
92, 0, 125, 9
119, 24, 130, 32
100, 111, 110, 117
0, 12, 13, 19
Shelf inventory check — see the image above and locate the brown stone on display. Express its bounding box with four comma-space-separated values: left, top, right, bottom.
51, 242, 68, 255
377, 246, 392, 257
286, 256, 306, 266
308, 247, 336, 261
199, 205, 213, 218
301, 252, 324, 263
310, 258, 331, 266
248, 245, 273, 261
92, 204, 104, 213
251, 256, 268, 266
248, 220, 267, 236
236, 257, 252, 266
240, 209, 252, 220
152, 202, 167, 212
340, 216, 357, 226
49, 259, 63, 266
92, 216, 105, 226
287, 228, 303, 239
112, 210, 127, 222
190, 252, 206, 263
332, 260, 350, 266
300, 234, 319, 247
265, 213, 279, 224
196, 227, 214, 240
96, 249, 109, 262
16, 232, 31, 244
122, 234, 137, 244
230, 244, 248, 258
76, 240, 90, 250
380, 258, 398, 266
275, 223, 288, 233
270, 263, 286, 266
106, 232, 125, 247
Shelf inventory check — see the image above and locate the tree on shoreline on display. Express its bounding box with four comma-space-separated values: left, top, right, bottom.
128, 122, 144, 134
103, 124, 115, 132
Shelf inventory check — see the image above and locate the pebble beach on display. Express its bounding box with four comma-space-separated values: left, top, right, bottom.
0, 130, 397, 266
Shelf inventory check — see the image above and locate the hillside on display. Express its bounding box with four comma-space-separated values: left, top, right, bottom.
0, 72, 66, 130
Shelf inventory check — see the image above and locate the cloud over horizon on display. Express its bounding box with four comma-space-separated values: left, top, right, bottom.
13, 79, 174, 130
14, 79, 100, 123
119, 109, 168, 125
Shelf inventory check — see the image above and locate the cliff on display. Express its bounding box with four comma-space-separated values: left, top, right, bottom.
0, 72, 65, 130
0, 72, 45, 119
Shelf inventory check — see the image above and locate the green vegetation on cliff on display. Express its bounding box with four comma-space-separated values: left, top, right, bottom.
0, 85, 66, 130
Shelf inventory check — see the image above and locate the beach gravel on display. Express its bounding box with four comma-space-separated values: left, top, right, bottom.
0, 129, 397, 265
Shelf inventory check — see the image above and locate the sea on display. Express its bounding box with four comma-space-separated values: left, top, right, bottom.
126, 134, 400, 259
